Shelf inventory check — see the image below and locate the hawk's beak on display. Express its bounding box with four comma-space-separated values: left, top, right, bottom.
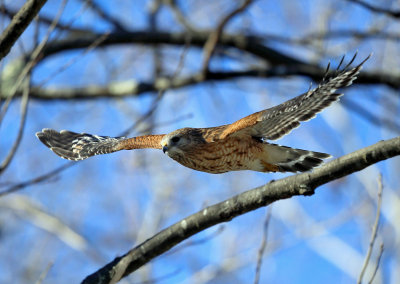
162, 145, 168, 153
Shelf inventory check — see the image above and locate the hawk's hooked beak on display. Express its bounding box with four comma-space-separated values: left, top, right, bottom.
161, 141, 168, 153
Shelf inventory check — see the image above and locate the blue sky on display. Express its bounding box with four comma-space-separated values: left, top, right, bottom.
0, 0, 399, 283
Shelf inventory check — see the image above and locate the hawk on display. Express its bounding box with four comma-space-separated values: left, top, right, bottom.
36, 54, 370, 174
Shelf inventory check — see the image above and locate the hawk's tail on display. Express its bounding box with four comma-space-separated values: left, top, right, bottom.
264, 143, 330, 172
36, 129, 125, 161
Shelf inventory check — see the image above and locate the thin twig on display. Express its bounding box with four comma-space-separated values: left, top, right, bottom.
120, 35, 191, 137
343, 99, 400, 135
83, 0, 127, 31
0, 0, 67, 123
35, 262, 54, 284
201, 0, 254, 77
0, 0, 67, 173
0, 163, 74, 197
119, 90, 164, 138
140, 113, 193, 133
347, 0, 400, 18
3, 195, 89, 250
357, 174, 383, 284
37, 32, 111, 87
172, 36, 191, 78
0, 5, 91, 34
149, 0, 162, 77
130, 268, 181, 284
0, 73, 30, 173
254, 207, 272, 284
166, 226, 225, 256
164, 0, 198, 33
263, 30, 400, 45
368, 243, 384, 284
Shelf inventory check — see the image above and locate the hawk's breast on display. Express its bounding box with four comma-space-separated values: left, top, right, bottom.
171, 137, 268, 174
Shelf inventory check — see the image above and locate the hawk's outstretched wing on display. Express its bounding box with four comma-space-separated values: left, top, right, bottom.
36, 129, 165, 161
217, 53, 370, 141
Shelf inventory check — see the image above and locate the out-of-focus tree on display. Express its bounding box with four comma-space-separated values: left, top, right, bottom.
0, 0, 399, 283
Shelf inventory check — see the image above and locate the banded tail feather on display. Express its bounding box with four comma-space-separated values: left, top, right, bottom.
263, 143, 331, 173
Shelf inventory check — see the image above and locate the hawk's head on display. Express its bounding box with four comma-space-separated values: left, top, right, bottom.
160, 128, 206, 159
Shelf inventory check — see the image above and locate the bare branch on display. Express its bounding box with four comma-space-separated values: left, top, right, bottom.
83, 0, 127, 31
368, 243, 384, 284
33, 31, 399, 91
37, 32, 111, 87
39, 31, 306, 66
119, 33, 191, 137
0, 163, 74, 197
164, 0, 199, 32
254, 207, 272, 284
0, 0, 48, 60
0, 31, 392, 102
0, 73, 30, 174
4, 63, 399, 101
0, 5, 92, 34
82, 136, 400, 284
0, 0, 67, 174
0, 195, 89, 251
201, 0, 254, 76
357, 174, 383, 284
166, 226, 225, 256
35, 262, 54, 284
0, 0, 67, 121
257, 30, 400, 45
347, 0, 400, 19
343, 99, 400, 134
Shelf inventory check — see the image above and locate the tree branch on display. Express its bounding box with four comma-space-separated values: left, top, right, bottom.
82, 136, 400, 284
357, 174, 383, 284
3, 64, 399, 101
83, 0, 127, 31
0, 4, 91, 34
201, 0, 253, 75
260, 30, 400, 44
40, 31, 307, 66
1, 30, 392, 101
0, 0, 48, 60
347, 0, 400, 19
0, 162, 74, 197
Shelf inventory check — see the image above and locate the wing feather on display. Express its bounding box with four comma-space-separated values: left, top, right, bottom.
218, 53, 370, 140
36, 129, 165, 160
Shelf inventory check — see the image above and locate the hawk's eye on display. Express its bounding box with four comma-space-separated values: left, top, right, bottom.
171, 136, 180, 143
